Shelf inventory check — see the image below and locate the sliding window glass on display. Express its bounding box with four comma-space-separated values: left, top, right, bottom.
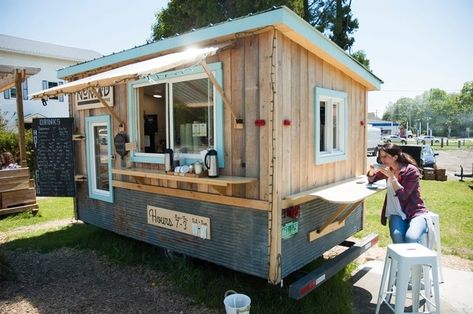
128, 63, 223, 166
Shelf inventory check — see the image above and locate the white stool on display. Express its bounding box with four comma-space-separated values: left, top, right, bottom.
376, 243, 440, 314
422, 212, 444, 283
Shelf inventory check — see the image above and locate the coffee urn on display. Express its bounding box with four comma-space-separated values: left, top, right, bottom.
164, 148, 173, 172
204, 148, 218, 178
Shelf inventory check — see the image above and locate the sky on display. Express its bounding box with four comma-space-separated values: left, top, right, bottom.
1, 0, 472, 117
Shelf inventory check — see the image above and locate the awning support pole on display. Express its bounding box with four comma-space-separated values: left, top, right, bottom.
200, 60, 239, 122
15, 69, 27, 167
89, 88, 125, 128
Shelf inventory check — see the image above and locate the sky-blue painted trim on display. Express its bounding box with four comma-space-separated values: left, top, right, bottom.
85, 115, 114, 203
128, 62, 224, 167
314, 87, 348, 165
57, 7, 381, 89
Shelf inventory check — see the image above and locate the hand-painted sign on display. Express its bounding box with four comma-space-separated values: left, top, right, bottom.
147, 205, 211, 239
76, 86, 114, 110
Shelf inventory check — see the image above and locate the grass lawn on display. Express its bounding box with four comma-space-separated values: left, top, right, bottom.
0, 197, 74, 232
429, 138, 473, 151
1, 179, 472, 311
357, 179, 473, 259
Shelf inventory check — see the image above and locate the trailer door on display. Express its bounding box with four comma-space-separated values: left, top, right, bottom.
85, 115, 113, 203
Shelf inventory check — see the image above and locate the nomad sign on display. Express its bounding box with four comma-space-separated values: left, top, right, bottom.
147, 206, 211, 240
75, 86, 114, 110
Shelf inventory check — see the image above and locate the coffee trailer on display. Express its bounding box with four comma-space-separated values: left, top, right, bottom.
31, 7, 384, 299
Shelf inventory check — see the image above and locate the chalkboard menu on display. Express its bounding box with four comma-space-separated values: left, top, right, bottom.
32, 118, 75, 196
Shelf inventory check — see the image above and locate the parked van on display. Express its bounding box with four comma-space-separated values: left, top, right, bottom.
367, 126, 382, 156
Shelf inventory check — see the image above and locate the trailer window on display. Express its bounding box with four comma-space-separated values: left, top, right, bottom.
314, 87, 347, 164
128, 63, 223, 167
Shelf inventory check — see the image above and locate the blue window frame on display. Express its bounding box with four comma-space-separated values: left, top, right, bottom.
127, 62, 224, 168
86, 115, 114, 203
314, 87, 348, 165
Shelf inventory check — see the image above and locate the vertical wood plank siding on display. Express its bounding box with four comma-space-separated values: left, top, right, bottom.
76, 184, 269, 278
72, 29, 368, 201
274, 30, 368, 198
281, 200, 363, 277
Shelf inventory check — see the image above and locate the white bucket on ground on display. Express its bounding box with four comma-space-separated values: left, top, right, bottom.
223, 290, 251, 314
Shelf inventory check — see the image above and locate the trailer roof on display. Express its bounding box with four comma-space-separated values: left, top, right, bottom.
56, 6, 382, 91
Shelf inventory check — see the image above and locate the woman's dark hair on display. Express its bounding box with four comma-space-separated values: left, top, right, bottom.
380, 143, 418, 167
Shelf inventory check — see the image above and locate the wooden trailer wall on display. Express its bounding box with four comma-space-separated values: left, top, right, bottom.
72, 28, 368, 203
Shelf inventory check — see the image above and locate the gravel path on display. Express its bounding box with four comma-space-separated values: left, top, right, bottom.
0, 221, 218, 314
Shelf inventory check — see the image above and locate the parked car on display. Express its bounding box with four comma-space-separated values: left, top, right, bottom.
417, 135, 440, 144
367, 126, 382, 156
382, 134, 407, 145
420, 145, 439, 168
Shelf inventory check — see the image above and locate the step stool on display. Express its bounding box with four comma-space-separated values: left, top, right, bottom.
375, 243, 440, 314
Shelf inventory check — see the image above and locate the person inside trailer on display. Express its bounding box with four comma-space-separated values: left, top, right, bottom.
367, 143, 429, 244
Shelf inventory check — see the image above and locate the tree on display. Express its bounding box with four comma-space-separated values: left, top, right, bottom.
152, 0, 359, 53
302, 0, 359, 51
350, 50, 370, 70
152, 0, 295, 40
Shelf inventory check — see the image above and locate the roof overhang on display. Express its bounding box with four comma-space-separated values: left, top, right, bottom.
0, 65, 41, 93
56, 6, 382, 91
30, 46, 218, 99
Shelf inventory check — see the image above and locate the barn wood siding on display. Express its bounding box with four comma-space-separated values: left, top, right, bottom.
274, 30, 368, 198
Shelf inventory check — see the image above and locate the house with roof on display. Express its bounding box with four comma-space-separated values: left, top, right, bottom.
0, 34, 101, 128
32, 6, 383, 298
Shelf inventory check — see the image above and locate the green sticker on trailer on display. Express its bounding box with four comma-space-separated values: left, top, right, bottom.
282, 221, 299, 239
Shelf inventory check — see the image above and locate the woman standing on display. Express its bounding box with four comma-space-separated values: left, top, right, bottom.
367, 143, 429, 243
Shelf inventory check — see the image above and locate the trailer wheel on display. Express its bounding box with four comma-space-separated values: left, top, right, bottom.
401, 140, 406, 145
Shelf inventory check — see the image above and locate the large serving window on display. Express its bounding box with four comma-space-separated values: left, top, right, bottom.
129, 63, 224, 166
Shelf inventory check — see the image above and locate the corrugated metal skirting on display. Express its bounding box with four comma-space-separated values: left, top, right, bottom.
76, 184, 269, 278
281, 198, 363, 277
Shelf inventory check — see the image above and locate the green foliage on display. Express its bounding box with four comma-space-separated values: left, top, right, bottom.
383, 81, 473, 138
302, 0, 359, 51
151, 0, 359, 53
0, 109, 7, 131
0, 129, 35, 170
152, 0, 295, 40
358, 180, 473, 260
351, 50, 370, 70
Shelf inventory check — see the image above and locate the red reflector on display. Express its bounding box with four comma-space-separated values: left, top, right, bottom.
371, 236, 379, 247
299, 280, 316, 296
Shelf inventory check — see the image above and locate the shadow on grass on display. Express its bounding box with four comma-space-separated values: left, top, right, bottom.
2, 224, 356, 313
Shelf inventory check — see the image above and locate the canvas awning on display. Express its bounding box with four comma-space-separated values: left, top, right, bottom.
30, 46, 219, 99
0, 65, 41, 93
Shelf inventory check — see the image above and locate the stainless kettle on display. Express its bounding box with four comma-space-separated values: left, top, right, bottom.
164, 148, 173, 172
204, 148, 218, 178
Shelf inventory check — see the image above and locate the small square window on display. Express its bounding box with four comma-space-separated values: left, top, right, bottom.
314, 87, 348, 164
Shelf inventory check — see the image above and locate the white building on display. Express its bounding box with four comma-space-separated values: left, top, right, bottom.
0, 34, 101, 128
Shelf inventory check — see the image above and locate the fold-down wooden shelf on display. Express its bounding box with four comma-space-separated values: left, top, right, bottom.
112, 167, 257, 195
281, 176, 386, 242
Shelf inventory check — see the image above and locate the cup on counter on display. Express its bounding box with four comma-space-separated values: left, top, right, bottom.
194, 161, 203, 175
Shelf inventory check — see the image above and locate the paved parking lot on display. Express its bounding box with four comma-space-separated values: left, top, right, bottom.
368, 149, 473, 180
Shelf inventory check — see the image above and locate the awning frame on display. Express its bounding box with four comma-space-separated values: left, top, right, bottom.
30, 45, 241, 127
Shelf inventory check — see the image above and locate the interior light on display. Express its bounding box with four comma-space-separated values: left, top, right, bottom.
153, 94, 162, 98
